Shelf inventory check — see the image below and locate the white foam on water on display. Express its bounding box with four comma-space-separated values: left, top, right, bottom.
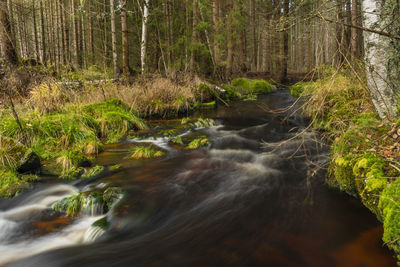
0, 216, 103, 265
129, 129, 192, 151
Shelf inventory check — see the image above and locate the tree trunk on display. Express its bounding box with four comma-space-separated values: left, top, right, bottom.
71, 0, 79, 68
39, 0, 46, 63
250, 0, 256, 71
32, 1, 39, 61
62, 0, 70, 67
0, 0, 17, 65
110, 0, 118, 78
351, 0, 358, 61
212, 0, 219, 67
363, 0, 400, 120
121, 0, 129, 78
141, 0, 149, 74
226, 0, 234, 77
282, 0, 289, 81
88, 1, 94, 65
190, 0, 199, 73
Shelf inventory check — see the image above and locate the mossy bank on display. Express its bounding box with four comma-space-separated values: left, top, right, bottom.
291, 67, 400, 258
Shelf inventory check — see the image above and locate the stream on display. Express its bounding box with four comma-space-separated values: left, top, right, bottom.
0, 90, 396, 266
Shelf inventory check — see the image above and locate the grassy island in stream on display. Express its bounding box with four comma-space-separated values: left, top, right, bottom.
290, 66, 400, 257
0, 71, 275, 198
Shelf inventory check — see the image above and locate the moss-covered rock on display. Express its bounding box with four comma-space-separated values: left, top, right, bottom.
231, 78, 276, 95
53, 187, 122, 217
0, 136, 40, 173
0, 170, 39, 198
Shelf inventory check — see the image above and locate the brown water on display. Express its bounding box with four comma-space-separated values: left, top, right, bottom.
2, 90, 396, 266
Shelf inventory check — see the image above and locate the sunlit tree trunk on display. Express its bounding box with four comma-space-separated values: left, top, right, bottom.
141, 0, 149, 74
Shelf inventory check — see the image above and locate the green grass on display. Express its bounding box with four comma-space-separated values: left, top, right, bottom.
130, 145, 165, 159
0, 170, 39, 198
0, 98, 148, 179
186, 137, 210, 150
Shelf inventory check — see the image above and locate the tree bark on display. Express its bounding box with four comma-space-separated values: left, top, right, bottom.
363, 0, 400, 120
282, 0, 289, 81
141, 0, 149, 74
190, 0, 199, 73
71, 0, 79, 68
39, 0, 46, 63
121, 0, 129, 78
110, 0, 118, 77
212, 0, 219, 67
351, 0, 358, 61
250, 0, 256, 71
0, 0, 17, 65
32, 1, 39, 61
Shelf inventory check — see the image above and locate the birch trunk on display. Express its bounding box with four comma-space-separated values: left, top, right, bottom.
141, 0, 149, 74
363, 0, 400, 120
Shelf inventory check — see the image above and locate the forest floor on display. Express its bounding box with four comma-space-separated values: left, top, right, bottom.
290, 66, 400, 259
0, 68, 275, 199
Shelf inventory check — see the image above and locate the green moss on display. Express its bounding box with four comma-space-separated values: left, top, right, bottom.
333, 156, 357, 194
186, 137, 210, 150
157, 129, 177, 137
289, 83, 305, 97
181, 117, 191, 125
222, 85, 241, 100
171, 136, 184, 145
82, 165, 105, 179
201, 101, 216, 108
109, 164, 121, 171
53, 188, 120, 217
231, 78, 276, 95
92, 217, 110, 231
379, 179, 400, 252
0, 169, 38, 198
130, 146, 165, 159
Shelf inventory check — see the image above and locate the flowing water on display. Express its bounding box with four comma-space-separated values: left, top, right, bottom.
0, 90, 396, 266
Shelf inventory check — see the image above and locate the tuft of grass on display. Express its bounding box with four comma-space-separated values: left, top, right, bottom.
189, 118, 215, 129
82, 165, 105, 179
130, 145, 165, 159
186, 136, 210, 150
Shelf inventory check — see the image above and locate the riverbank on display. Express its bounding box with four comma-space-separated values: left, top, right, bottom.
0, 74, 275, 198
291, 66, 400, 258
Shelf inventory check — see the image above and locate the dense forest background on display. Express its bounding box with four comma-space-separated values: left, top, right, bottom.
0, 0, 374, 81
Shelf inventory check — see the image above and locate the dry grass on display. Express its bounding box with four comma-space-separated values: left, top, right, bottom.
68, 74, 205, 116
28, 79, 69, 113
